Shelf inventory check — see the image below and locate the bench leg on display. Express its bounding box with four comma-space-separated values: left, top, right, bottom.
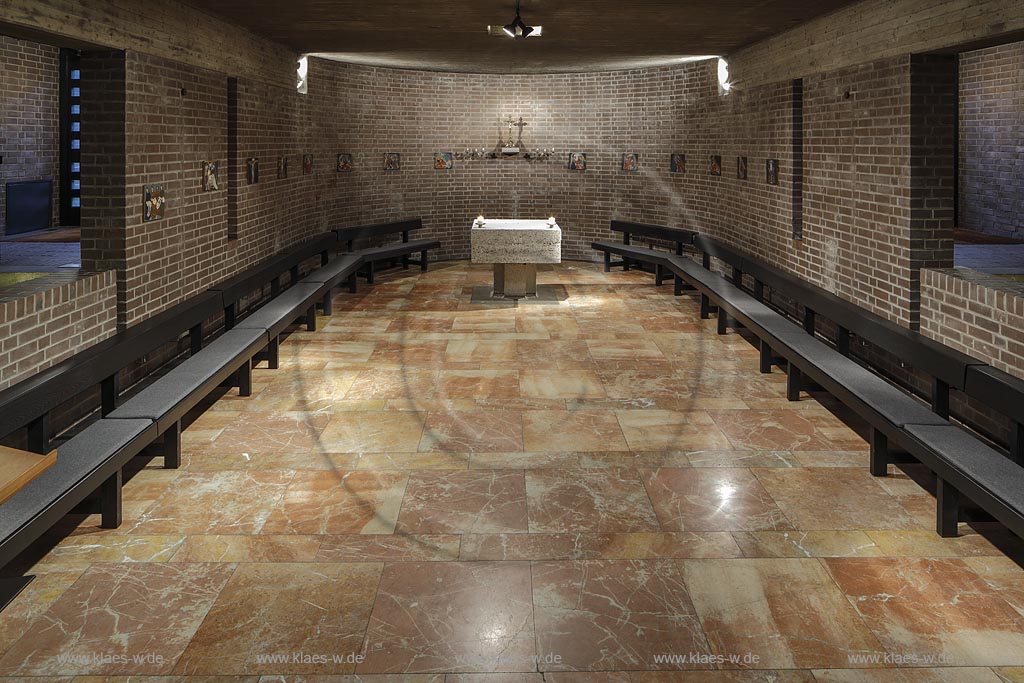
271, 275, 281, 297
759, 340, 773, 374
869, 428, 889, 477
655, 264, 664, 285
717, 310, 729, 335
786, 364, 803, 402
268, 335, 280, 370
604, 251, 611, 272
1012, 422, 1023, 466
349, 274, 358, 293
190, 324, 204, 355
101, 375, 118, 416
0, 576, 34, 614
936, 477, 960, 538
224, 303, 236, 330
306, 306, 317, 332
402, 254, 410, 270
100, 468, 122, 529
321, 289, 333, 316
700, 294, 712, 320
421, 250, 428, 271
674, 276, 683, 296
164, 421, 181, 469
237, 360, 253, 397
366, 262, 375, 284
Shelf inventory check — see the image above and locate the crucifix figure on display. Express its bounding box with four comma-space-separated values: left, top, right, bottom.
514, 116, 528, 145
503, 115, 516, 147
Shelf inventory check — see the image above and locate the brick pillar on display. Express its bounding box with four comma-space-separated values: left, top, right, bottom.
79, 49, 128, 328
909, 54, 957, 329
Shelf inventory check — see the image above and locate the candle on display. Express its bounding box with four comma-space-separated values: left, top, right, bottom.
547, 216, 557, 227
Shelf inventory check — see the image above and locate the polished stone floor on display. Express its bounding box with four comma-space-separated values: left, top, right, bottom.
2, 261, 1024, 682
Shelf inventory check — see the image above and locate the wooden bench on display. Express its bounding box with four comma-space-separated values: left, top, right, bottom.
663, 240, 1024, 542
335, 219, 439, 284
592, 220, 697, 285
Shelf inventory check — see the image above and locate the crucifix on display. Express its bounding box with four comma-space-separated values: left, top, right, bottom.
502, 115, 516, 147
514, 116, 528, 145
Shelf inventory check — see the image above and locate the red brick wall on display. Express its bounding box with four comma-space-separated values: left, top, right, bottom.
0, 271, 118, 391
921, 268, 1024, 380
959, 40, 1024, 240
0, 35, 60, 237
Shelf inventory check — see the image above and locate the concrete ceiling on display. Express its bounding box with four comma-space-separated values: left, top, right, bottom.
187, 0, 861, 73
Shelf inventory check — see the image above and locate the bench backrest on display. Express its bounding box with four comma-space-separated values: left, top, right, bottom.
697, 235, 982, 390
965, 366, 1024, 423
209, 232, 337, 307
611, 220, 696, 250
335, 219, 423, 246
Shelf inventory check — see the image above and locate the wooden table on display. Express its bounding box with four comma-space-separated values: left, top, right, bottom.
1, 445, 57, 505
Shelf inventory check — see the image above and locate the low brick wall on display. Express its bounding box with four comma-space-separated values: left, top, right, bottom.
0, 270, 119, 391
920, 268, 1024, 380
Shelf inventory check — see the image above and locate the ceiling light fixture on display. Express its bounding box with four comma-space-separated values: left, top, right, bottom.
503, 1, 534, 38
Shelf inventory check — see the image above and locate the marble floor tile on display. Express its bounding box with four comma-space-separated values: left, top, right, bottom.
176, 562, 382, 674
532, 559, 710, 671
130, 471, 294, 535
680, 558, 884, 668
825, 557, 1024, 666
262, 471, 409, 535
419, 411, 524, 453
358, 562, 536, 673
0, 563, 235, 675
732, 530, 882, 558
396, 470, 527, 534
169, 535, 323, 563
459, 532, 742, 561
211, 412, 331, 456
522, 410, 628, 452
526, 469, 660, 533
753, 469, 919, 530
436, 370, 521, 400
519, 370, 606, 399
319, 412, 427, 453
615, 410, 732, 451
0, 569, 83, 657
641, 468, 792, 532
315, 534, 461, 562
708, 409, 866, 451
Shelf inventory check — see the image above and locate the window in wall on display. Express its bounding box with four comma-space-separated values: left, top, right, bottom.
59, 49, 82, 226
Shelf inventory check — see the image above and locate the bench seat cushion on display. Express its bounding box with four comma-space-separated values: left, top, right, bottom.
235, 283, 324, 337
0, 418, 156, 562
108, 329, 266, 432
301, 253, 363, 285
361, 238, 440, 261
906, 424, 1024, 534
786, 335, 948, 428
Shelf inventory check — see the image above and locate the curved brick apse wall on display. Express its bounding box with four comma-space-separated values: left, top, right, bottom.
312, 56, 950, 328
313, 58, 787, 264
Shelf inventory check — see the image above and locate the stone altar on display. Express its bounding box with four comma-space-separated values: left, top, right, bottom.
470, 219, 562, 298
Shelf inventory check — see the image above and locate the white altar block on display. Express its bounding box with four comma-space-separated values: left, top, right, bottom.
471, 220, 562, 298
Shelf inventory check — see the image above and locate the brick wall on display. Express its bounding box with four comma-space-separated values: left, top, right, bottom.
0, 270, 118, 391
0, 35, 60, 237
959, 40, 1024, 240
921, 268, 1024, 380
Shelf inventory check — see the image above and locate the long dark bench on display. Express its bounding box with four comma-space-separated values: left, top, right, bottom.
335, 219, 439, 284
592, 220, 697, 285
0, 224, 439, 611
656, 238, 1024, 541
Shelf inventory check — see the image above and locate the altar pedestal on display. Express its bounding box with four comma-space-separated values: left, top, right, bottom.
471, 220, 562, 299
